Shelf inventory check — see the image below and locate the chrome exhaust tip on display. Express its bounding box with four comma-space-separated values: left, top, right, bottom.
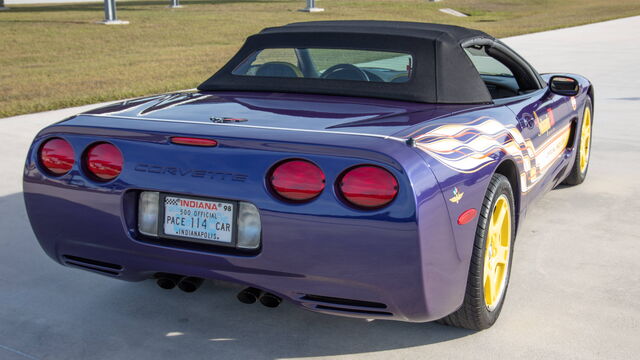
177, 277, 204, 293
259, 293, 282, 308
155, 273, 183, 290
237, 287, 262, 304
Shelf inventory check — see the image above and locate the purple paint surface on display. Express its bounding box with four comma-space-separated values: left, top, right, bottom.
24, 74, 592, 321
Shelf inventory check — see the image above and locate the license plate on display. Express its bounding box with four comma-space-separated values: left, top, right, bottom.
161, 194, 236, 245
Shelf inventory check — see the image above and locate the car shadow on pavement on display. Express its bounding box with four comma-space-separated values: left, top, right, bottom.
0, 192, 474, 360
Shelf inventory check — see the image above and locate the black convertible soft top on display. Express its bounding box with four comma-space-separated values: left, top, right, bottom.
198, 21, 495, 104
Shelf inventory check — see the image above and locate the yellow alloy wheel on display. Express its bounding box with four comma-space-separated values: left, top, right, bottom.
483, 194, 511, 311
579, 106, 592, 173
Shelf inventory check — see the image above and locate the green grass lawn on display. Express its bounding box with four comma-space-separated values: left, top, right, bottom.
1, 0, 639, 117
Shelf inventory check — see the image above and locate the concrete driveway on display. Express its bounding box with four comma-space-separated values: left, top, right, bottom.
1, 16, 639, 360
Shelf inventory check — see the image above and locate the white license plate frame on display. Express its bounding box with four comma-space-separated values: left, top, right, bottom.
158, 193, 238, 247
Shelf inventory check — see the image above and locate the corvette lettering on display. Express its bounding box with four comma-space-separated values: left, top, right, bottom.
134, 163, 248, 182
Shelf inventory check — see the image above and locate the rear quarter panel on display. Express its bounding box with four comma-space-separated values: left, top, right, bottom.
398, 106, 518, 290
395, 75, 592, 302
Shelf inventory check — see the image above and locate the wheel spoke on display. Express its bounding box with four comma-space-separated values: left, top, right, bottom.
491, 207, 500, 228
483, 194, 512, 310
496, 206, 508, 230
484, 276, 494, 306
492, 200, 506, 228
579, 108, 591, 173
494, 264, 505, 292
491, 267, 502, 302
500, 221, 510, 247
495, 245, 509, 264
585, 134, 591, 155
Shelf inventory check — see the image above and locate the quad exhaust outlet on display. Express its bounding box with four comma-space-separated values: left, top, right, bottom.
259, 292, 282, 308
155, 276, 280, 306
177, 277, 204, 293
237, 287, 262, 304
156, 273, 183, 290
237, 287, 281, 308
155, 273, 204, 293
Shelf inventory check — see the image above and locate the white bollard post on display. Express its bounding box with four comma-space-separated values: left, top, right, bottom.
168, 0, 183, 9
99, 0, 129, 25
299, 0, 324, 13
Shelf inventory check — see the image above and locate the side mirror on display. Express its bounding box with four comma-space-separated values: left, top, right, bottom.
549, 76, 579, 96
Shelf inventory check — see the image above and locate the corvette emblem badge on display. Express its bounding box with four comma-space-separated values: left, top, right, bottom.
449, 187, 464, 204
210, 117, 248, 123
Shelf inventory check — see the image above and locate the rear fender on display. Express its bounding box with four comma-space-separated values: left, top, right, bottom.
405, 105, 524, 312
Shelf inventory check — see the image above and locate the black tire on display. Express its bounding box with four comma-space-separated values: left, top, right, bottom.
563, 97, 593, 185
437, 173, 516, 330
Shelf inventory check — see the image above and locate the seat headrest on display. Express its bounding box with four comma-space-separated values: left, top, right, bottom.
255, 62, 300, 78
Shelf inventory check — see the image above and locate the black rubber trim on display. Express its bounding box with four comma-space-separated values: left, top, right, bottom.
316, 305, 393, 316
62, 255, 123, 270
302, 294, 387, 309
64, 262, 121, 276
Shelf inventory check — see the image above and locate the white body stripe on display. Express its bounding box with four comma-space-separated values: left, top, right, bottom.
83, 113, 407, 142
414, 116, 572, 193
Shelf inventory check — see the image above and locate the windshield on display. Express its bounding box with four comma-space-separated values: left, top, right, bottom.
232, 48, 413, 83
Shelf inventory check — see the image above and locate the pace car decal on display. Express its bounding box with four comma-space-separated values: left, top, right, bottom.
410, 116, 571, 193
534, 109, 555, 136
449, 187, 464, 204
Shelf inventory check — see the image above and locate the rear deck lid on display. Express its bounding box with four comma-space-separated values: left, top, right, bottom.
83, 91, 478, 137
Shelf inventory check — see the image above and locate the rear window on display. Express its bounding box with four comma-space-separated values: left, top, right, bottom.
232, 48, 413, 83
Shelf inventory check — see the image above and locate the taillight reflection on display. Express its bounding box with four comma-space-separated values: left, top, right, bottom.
338, 165, 398, 209
39, 138, 75, 175
85, 143, 123, 181
269, 159, 325, 202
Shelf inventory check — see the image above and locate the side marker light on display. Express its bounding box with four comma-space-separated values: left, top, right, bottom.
457, 208, 478, 225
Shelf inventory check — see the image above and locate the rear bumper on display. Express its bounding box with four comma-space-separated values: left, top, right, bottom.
25, 184, 435, 321
24, 123, 465, 322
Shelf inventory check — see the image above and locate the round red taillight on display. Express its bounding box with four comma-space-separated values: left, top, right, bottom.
338, 165, 398, 209
85, 143, 123, 181
269, 159, 325, 202
39, 138, 75, 175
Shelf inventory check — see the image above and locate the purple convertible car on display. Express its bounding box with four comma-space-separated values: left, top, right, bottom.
24, 21, 593, 330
